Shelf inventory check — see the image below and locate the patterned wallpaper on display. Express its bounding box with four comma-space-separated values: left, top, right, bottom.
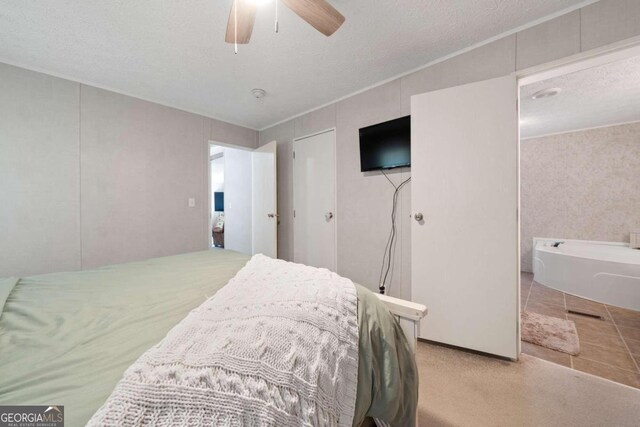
520, 121, 640, 272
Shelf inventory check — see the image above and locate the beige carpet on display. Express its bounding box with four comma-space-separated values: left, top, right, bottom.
416, 341, 640, 427
521, 310, 580, 355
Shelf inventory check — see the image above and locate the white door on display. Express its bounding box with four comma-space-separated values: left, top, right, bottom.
293, 130, 336, 271
252, 141, 277, 258
411, 75, 519, 359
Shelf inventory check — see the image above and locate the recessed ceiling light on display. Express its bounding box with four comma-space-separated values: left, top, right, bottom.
531, 88, 561, 100
252, 88, 266, 99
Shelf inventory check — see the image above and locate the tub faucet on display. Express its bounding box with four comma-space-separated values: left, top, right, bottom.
552, 241, 564, 248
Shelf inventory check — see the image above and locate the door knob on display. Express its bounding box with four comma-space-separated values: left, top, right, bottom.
414, 213, 424, 222
325, 212, 334, 221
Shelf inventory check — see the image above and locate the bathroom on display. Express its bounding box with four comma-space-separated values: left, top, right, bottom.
519, 52, 640, 387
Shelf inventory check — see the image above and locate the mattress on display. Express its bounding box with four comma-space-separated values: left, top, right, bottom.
0, 250, 416, 426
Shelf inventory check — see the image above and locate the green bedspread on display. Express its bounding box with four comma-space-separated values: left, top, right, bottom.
0, 250, 416, 426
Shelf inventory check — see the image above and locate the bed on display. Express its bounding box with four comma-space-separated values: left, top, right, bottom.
0, 250, 426, 426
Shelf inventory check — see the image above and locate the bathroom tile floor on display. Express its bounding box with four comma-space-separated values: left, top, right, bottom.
521, 272, 640, 389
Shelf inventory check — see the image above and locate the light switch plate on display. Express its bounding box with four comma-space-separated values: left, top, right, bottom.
188, 198, 196, 208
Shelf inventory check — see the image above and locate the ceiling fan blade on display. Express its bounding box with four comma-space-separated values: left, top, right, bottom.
281, 0, 345, 36
225, 0, 257, 44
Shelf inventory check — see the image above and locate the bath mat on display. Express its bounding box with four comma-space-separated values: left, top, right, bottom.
521, 311, 580, 355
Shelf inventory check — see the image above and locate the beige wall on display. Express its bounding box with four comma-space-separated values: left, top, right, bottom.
0, 63, 81, 276
521, 122, 640, 272
0, 63, 257, 277
3, 0, 639, 281
259, 0, 640, 300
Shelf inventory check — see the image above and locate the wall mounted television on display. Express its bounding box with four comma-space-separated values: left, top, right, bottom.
214, 192, 224, 212
359, 115, 411, 172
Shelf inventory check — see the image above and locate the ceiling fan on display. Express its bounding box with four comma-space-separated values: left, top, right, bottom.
225, 0, 345, 49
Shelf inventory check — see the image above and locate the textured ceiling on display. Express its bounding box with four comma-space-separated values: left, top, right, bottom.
521, 55, 640, 139
0, 0, 588, 129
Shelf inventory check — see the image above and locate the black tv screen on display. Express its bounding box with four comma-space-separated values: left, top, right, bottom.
214, 192, 224, 212
359, 115, 411, 172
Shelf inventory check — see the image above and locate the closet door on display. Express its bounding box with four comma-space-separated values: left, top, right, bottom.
411, 75, 519, 359
293, 130, 337, 271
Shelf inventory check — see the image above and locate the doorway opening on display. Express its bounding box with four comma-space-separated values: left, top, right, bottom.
209, 143, 252, 254
518, 45, 640, 388
210, 145, 225, 248
208, 141, 278, 258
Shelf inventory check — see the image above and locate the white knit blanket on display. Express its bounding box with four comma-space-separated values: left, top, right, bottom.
88, 254, 359, 426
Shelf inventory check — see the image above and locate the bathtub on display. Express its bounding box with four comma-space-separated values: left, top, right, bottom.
532, 238, 640, 311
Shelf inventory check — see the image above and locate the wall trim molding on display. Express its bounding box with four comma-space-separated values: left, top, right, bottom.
258, 0, 600, 132
0, 60, 259, 131
517, 35, 640, 85
291, 127, 336, 142
521, 119, 640, 141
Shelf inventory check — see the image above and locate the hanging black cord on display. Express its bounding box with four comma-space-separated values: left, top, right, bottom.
381, 186, 398, 288
379, 169, 411, 294
378, 171, 398, 286
379, 170, 396, 286
378, 170, 395, 286
381, 169, 398, 190
383, 178, 410, 289
380, 176, 410, 293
